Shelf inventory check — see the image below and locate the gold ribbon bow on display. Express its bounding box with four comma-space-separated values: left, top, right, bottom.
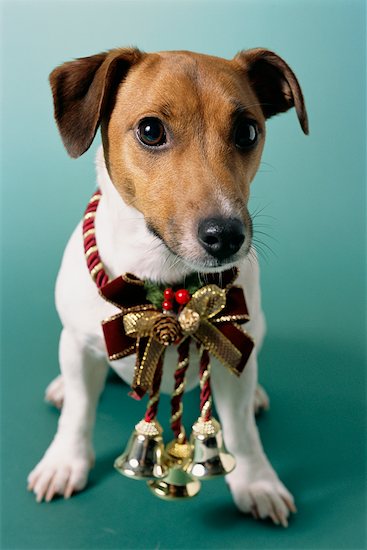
123, 285, 245, 396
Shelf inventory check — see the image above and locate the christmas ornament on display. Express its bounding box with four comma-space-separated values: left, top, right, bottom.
114, 358, 167, 479
186, 348, 236, 479
83, 190, 255, 499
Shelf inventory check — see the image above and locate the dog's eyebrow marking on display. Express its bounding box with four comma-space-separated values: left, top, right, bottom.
158, 102, 174, 119
230, 99, 258, 120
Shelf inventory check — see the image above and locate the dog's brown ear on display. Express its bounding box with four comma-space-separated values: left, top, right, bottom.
235, 48, 309, 134
49, 48, 143, 158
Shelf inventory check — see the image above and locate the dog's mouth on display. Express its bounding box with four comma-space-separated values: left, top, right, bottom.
177, 255, 243, 274
146, 220, 252, 274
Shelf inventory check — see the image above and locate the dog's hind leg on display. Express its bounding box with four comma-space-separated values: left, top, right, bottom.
254, 384, 270, 415
45, 374, 64, 409
27, 329, 108, 502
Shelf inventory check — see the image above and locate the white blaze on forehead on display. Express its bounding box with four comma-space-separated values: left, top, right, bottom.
212, 186, 243, 218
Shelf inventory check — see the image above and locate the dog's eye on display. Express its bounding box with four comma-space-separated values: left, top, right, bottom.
137, 118, 167, 147
234, 119, 258, 150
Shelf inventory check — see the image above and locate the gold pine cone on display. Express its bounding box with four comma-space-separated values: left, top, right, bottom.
152, 315, 181, 346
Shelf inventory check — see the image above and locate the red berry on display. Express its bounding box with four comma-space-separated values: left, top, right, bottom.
163, 288, 174, 300
162, 300, 173, 311
175, 289, 190, 305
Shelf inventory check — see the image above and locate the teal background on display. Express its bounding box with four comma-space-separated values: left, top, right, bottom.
1, 0, 366, 549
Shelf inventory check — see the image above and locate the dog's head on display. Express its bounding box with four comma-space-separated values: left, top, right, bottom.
50, 48, 308, 272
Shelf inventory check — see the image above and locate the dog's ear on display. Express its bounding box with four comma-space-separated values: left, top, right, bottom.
235, 48, 309, 134
49, 48, 143, 158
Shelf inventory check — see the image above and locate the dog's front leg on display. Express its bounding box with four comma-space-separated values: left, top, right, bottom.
211, 353, 296, 526
28, 329, 108, 502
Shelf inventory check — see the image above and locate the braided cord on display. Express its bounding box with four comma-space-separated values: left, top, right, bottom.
170, 338, 190, 442
199, 347, 212, 421
144, 355, 163, 422
82, 190, 110, 289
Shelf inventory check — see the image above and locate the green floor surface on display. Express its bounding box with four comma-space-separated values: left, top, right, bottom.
1, 334, 365, 549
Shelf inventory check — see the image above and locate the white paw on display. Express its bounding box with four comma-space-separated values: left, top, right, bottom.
27, 440, 94, 502
254, 384, 270, 415
228, 476, 296, 527
45, 375, 64, 409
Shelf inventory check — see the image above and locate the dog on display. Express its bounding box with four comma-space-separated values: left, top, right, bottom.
27, 47, 308, 526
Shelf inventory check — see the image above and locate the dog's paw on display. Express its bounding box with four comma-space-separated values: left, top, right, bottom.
228, 477, 296, 527
45, 375, 64, 409
27, 441, 94, 502
254, 384, 270, 415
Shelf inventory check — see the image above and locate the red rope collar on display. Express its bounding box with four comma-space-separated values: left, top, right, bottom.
82, 189, 109, 289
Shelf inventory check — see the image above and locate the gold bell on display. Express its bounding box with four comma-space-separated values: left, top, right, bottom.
148, 437, 201, 499
114, 419, 168, 479
186, 417, 236, 479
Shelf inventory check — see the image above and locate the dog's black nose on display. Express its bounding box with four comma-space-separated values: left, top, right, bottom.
198, 217, 245, 260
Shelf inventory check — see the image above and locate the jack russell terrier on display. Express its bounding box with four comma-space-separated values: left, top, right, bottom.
27, 47, 308, 527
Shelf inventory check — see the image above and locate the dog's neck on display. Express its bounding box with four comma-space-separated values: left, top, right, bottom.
95, 146, 194, 285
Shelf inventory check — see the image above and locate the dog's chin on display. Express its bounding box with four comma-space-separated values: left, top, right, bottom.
179, 256, 242, 274
176, 243, 251, 274
173, 245, 250, 274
